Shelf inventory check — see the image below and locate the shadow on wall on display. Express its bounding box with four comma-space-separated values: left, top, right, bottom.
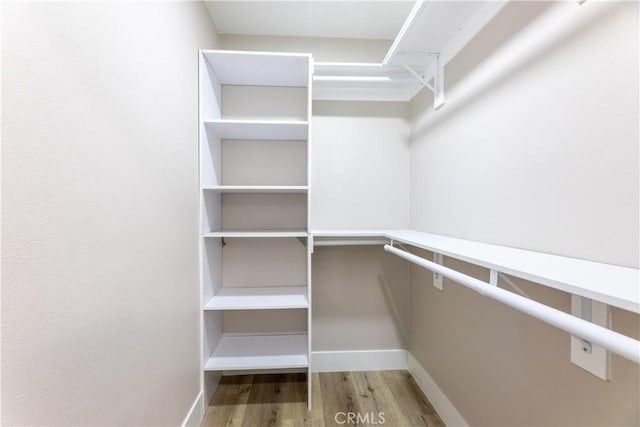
377, 250, 412, 347
411, 1, 621, 139
312, 246, 410, 350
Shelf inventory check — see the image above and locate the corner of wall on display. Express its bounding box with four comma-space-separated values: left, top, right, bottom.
407, 352, 469, 427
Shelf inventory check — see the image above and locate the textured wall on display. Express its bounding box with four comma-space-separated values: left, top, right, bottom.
410, 1, 639, 267
408, 2, 639, 425
1, 2, 219, 425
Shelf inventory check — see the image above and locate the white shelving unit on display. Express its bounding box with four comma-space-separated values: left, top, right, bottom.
199, 50, 312, 407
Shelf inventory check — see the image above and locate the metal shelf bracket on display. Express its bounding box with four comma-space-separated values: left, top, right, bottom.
396, 53, 445, 110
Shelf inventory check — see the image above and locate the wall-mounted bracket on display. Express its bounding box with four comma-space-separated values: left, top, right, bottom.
395, 52, 444, 110
570, 296, 611, 380
489, 269, 498, 286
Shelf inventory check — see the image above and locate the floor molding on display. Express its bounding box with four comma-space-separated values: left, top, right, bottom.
311, 349, 407, 372
181, 390, 204, 427
407, 352, 468, 427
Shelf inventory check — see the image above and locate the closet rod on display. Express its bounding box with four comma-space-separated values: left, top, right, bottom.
384, 244, 640, 364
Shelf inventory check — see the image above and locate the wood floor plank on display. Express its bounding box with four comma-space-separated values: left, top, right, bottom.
203, 370, 445, 427
351, 371, 410, 427
241, 374, 287, 427
309, 373, 325, 424
380, 370, 443, 424
281, 373, 309, 421
202, 375, 253, 427
318, 372, 361, 427
405, 373, 445, 427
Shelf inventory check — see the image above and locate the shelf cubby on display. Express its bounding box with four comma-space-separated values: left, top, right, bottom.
204, 334, 308, 371
204, 286, 308, 310
204, 120, 308, 141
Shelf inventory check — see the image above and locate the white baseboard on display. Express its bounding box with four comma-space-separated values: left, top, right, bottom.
407, 352, 468, 427
181, 390, 204, 427
311, 349, 407, 372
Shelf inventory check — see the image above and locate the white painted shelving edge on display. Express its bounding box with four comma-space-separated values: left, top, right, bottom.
202, 185, 309, 194
203, 119, 309, 140
204, 286, 308, 310
310, 229, 640, 313
204, 334, 309, 371
205, 230, 308, 238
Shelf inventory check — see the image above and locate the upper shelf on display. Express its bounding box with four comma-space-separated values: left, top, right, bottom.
202, 50, 310, 87
311, 229, 640, 314
383, 0, 489, 68
312, 1, 508, 102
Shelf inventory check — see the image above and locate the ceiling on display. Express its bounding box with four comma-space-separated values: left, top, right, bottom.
204, 1, 415, 41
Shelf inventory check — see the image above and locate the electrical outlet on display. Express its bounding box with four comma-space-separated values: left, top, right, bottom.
433, 253, 443, 290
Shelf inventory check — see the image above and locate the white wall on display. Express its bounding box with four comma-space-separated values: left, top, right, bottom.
312, 101, 410, 229
1, 2, 219, 425
410, 1, 639, 268
408, 2, 639, 425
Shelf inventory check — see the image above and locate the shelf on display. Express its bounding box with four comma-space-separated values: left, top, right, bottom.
312, 2, 507, 103
204, 334, 308, 371
383, 1, 492, 67
204, 286, 308, 310
312, 229, 389, 238
204, 230, 308, 238
386, 229, 640, 313
311, 229, 640, 314
203, 185, 308, 194
204, 120, 308, 140
201, 50, 310, 87
311, 229, 390, 246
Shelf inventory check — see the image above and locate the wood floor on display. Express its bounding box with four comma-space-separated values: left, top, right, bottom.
202, 371, 445, 427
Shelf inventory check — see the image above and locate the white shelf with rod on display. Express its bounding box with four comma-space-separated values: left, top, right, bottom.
384, 244, 640, 365
386, 229, 640, 314
311, 228, 640, 369
311, 229, 639, 314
